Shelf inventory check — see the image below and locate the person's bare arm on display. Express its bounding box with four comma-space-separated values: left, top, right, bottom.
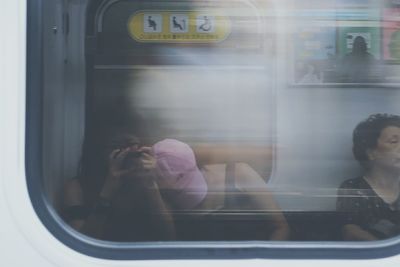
139, 147, 176, 240
63, 148, 137, 239
342, 224, 378, 241
192, 144, 274, 179
139, 181, 176, 240
234, 162, 290, 241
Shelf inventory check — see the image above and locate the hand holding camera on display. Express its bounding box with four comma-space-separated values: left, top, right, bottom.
100, 147, 140, 199
138, 147, 157, 171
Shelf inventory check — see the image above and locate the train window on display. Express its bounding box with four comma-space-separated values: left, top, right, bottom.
26, 0, 400, 260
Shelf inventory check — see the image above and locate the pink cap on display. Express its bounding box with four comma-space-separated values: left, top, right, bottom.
153, 139, 208, 210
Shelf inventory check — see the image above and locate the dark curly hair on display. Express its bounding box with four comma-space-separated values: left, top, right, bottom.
353, 113, 400, 168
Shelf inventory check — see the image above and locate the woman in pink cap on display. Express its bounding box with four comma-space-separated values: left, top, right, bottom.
62, 132, 288, 241
147, 138, 289, 241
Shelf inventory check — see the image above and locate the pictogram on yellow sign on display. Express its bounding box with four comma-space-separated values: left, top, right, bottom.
127, 11, 231, 43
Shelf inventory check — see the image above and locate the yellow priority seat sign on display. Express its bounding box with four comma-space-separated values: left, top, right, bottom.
127, 11, 231, 43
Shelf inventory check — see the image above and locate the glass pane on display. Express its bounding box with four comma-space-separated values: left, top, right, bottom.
39, 0, 400, 243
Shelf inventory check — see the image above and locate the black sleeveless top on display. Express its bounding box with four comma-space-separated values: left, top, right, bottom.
175, 163, 272, 241
336, 177, 400, 239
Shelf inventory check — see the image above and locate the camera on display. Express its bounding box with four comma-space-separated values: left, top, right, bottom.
122, 151, 143, 169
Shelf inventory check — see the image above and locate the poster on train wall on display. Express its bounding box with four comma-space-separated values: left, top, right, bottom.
295, 26, 336, 60
382, 7, 400, 60
293, 26, 336, 84
337, 26, 380, 58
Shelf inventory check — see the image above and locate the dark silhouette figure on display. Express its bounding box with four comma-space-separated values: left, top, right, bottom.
173, 16, 184, 30
340, 36, 380, 83
148, 16, 157, 31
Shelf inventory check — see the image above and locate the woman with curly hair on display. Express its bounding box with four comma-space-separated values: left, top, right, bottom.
337, 114, 400, 240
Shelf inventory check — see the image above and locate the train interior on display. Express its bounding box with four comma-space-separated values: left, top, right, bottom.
40, 0, 400, 241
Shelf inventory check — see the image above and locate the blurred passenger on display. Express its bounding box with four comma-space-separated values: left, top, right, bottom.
62, 130, 175, 241
337, 114, 400, 240
340, 36, 381, 83
62, 133, 289, 241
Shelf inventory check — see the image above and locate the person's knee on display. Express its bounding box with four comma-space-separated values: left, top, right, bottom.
235, 162, 253, 176
234, 162, 267, 191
